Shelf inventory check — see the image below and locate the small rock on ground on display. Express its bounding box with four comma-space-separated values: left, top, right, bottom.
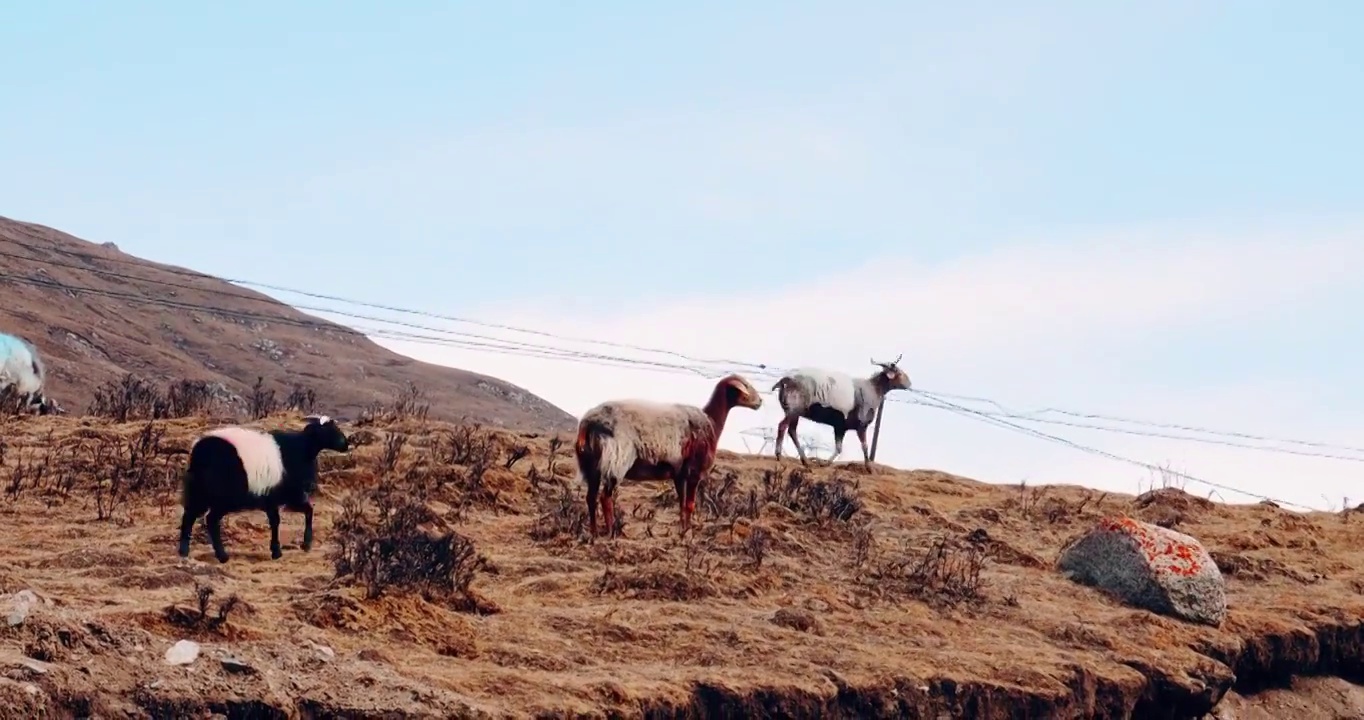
1058, 515, 1226, 626
165, 640, 201, 666
5, 590, 40, 627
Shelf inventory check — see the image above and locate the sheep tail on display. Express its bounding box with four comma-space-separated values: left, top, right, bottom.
575, 418, 612, 455
574, 418, 613, 483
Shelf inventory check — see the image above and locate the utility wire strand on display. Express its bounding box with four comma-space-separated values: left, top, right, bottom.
7, 234, 1352, 457
0, 237, 767, 370
1, 254, 1353, 457
0, 242, 1355, 505
907, 394, 1319, 512
906, 387, 1364, 455
0, 271, 729, 377
886, 393, 1364, 462
0, 248, 736, 373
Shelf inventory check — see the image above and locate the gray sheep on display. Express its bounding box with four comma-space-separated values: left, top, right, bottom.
771, 356, 911, 466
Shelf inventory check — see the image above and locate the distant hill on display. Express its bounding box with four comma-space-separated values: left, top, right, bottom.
0, 215, 576, 433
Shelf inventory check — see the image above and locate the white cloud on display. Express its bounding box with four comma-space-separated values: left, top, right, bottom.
369, 218, 1364, 513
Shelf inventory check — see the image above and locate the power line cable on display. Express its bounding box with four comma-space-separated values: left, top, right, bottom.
0, 237, 769, 370
0, 270, 728, 377
907, 394, 1319, 511
5, 255, 1356, 464
3, 239, 1356, 497
908, 388, 1364, 455
27, 233, 1350, 457
885, 394, 1364, 462
4, 233, 1350, 453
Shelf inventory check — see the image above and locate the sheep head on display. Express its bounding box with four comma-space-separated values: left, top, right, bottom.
305, 414, 351, 453
871, 354, 912, 391
717, 374, 763, 410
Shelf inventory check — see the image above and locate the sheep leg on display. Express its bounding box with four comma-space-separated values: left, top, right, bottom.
774, 417, 789, 460
682, 474, 700, 533
856, 426, 871, 465
205, 510, 230, 564
831, 427, 846, 463
787, 417, 809, 466
585, 474, 602, 540
265, 506, 283, 560
299, 499, 315, 551
283, 496, 313, 549
600, 492, 616, 539
673, 475, 689, 534
177, 504, 205, 558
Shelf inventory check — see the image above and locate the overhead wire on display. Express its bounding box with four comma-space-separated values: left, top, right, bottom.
883, 393, 1364, 462
0, 237, 768, 370
0, 270, 733, 377
906, 393, 1318, 511
905, 387, 1364, 455
17, 229, 1350, 457
0, 237, 1349, 510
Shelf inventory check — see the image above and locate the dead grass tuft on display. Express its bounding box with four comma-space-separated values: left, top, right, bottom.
329, 471, 497, 614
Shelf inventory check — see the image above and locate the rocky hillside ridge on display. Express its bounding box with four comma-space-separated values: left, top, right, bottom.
0, 215, 574, 433
0, 405, 1362, 718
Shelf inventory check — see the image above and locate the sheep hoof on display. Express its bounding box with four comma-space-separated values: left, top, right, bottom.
214, 553, 229, 564
271, 547, 283, 560
301, 540, 313, 552
176, 543, 190, 558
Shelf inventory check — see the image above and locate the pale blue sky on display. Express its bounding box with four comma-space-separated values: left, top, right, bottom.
2, 2, 1362, 507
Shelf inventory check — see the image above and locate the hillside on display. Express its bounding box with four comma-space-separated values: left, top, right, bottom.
0, 406, 1362, 719
0, 216, 575, 433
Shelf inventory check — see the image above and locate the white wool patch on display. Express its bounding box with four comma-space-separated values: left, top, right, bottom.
787, 367, 857, 414
307, 414, 332, 425
205, 426, 285, 495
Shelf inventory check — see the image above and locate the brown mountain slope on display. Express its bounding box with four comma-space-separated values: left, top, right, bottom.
0, 412, 1360, 718
0, 215, 575, 433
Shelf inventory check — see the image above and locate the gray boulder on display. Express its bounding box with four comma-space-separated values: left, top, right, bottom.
1058, 515, 1226, 627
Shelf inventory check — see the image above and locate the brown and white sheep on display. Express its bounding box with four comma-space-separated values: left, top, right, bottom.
573, 374, 763, 539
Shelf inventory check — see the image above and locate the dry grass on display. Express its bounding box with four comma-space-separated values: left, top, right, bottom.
0, 399, 1362, 718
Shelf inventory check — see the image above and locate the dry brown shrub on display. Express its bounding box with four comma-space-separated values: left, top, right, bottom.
329, 471, 496, 614
862, 531, 989, 606
163, 582, 244, 636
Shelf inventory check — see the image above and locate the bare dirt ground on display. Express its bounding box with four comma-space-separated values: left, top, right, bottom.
0, 215, 574, 433
1, 401, 1363, 719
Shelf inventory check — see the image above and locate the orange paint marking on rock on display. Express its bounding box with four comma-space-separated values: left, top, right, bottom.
1097, 515, 1205, 577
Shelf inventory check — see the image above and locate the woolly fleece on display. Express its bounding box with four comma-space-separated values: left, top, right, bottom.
203, 426, 286, 495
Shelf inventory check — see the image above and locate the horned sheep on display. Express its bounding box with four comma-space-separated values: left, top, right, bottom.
574, 374, 763, 539
772, 356, 911, 466
0, 331, 56, 414
177, 414, 350, 563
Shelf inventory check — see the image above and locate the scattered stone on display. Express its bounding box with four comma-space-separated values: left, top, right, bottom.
17, 658, 49, 675
1058, 515, 1226, 627
6, 590, 39, 627
306, 641, 335, 661
2, 655, 52, 676
219, 654, 255, 675
164, 640, 200, 666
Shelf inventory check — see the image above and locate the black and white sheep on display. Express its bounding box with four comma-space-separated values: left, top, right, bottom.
771, 356, 911, 466
574, 374, 763, 539
177, 414, 350, 563
0, 332, 57, 414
